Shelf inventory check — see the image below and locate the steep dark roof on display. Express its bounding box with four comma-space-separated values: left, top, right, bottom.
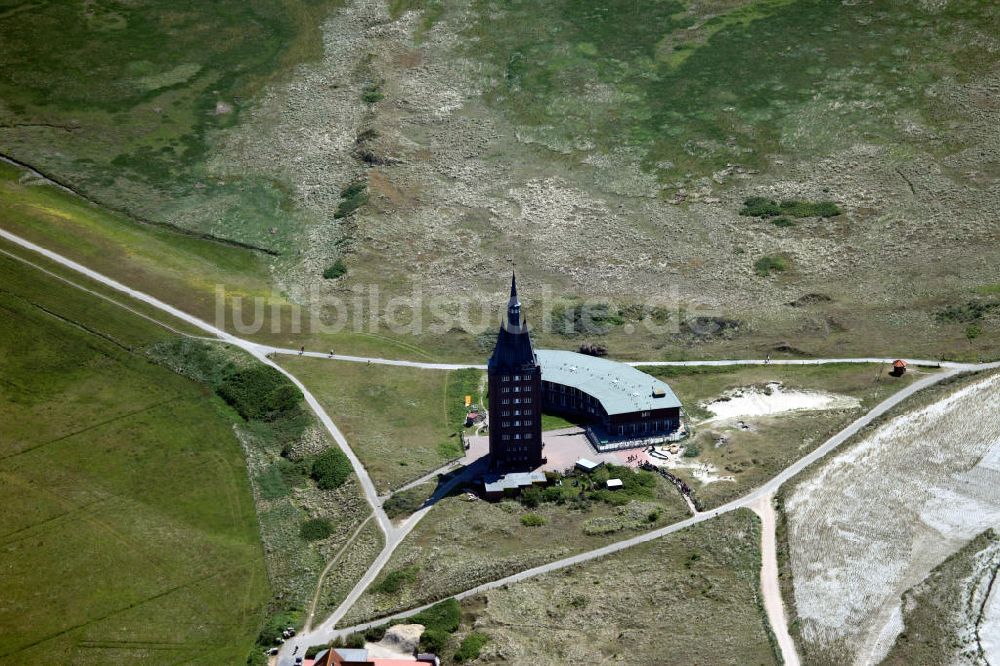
488, 272, 537, 371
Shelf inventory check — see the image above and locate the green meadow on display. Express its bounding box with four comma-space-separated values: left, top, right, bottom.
0, 247, 269, 663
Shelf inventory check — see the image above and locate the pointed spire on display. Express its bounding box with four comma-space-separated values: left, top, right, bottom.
507, 271, 522, 327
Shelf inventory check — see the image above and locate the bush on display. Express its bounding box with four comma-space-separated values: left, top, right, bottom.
740, 197, 841, 218
323, 259, 347, 280
362, 83, 384, 104
372, 565, 419, 595
739, 196, 782, 217
364, 625, 387, 642
410, 598, 461, 634
770, 216, 794, 228
754, 255, 788, 276
520, 512, 546, 527
779, 199, 841, 217
383, 487, 428, 519
311, 447, 352, 490
344, 633, 365, 649
299, 517, 334, 541
683, 443, 701, 458
520, 486, 542, 508
419, 628, 449, 654
454, 632, 489, 662
334, 181, 369, 219
217, 366, 302, 421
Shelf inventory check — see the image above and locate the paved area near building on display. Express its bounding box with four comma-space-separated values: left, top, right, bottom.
464, 427, 652, 473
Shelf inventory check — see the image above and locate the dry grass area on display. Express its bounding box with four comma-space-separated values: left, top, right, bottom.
644, 363, 930, 508
273, 357, 475, 493
781, 370, 1000, 665
453, 510, 776, 665
341, 478, 691, 625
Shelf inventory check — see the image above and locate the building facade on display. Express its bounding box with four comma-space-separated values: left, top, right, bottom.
487, 274, 544, 471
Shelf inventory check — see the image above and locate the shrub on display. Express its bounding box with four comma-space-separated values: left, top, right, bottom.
739, 196, 782, 217
520, 486, 542, 508
936, 300, 997, 324
217, 366, 302, 421
362, 83, 384, 104
364, 625, 387, 642
754, 255, 788, 276
383, 487, 428, 519
419, 628, 449, 654
683, 443, 701, 458
740, 197, 841, 218
299, 517, 334, 541
323, 259, 347, 280
311, 447, 352, 490
520, 512, 546, 527
344, 633, 366, 649
454, 632, 489, 662
779, 199, 841, 217
334, 181, 369, 219
372, 565, 419, 595
410, 598, 461, 634
966, 324, 982, 340
770, 216, 794, 228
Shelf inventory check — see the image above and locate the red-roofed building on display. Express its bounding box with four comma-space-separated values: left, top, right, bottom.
891, 359, 907, 377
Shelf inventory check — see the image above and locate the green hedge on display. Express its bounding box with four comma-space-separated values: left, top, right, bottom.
311, 447, 352, 490
454, 632, 488, 662
217, 366, 302, 422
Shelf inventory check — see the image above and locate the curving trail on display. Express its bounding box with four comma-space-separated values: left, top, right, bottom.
2, 227, 997, 666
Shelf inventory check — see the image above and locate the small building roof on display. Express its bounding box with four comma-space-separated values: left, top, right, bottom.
483, 471, 545, 493
536, 349, 681, 416
893, 359, 907, 367
335, 648, 370, 662
575, 458, 602, 471
606, 478, 624, 489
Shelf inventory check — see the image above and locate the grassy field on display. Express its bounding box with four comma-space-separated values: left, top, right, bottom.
462, 0, 999, 184
451, 510, 776, 664
0, 252, 268, 663
0, 0, 343, 252
274, 357, 481, 493
641, 362, 930, 508
341, 468, 692, 625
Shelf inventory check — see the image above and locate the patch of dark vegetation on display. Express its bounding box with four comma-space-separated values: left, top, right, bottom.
373, 565, 421, 595
323, 258, 347, 280
334, 181, 369, 219
299, 517, 334, 541
934, 300, 999, 324
518, 465, 657, 509
770, 216, 794, 228
383, 486, 431, 519
217, 366, 303, 422
754, 255, 789, 277
578, 342, 608, 357
678, 315, 744, 339
311, 446, 353, 491
553, 302, 624, 336
773, 343, 811, 356
362, 81, 384, 104
787, 293, 833, 307
740, 197, 841, 218
454, 631, 489, 662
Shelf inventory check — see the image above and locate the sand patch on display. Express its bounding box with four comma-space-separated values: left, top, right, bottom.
702, 382, 860, 423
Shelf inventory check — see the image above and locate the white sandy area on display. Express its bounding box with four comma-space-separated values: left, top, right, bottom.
702, 382, 860, 423
648, 446, 735, 484
983, 579, 1000, 665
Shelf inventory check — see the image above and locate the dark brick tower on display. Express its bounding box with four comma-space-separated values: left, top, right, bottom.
487, 273, 544, 471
